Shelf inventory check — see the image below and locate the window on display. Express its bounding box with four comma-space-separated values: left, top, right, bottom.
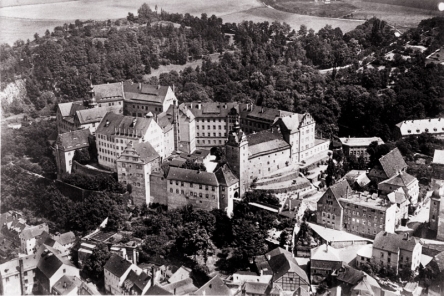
170, 188, 173, 193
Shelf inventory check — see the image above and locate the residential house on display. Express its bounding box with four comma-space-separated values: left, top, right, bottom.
356, 244, 373, 269
19, 223, 49, 255
51, 232, 76, 250
339, 137, 384, 162
53, 129, 91, 178
394, 118, 444, 140
330, 265, 381, 296
342, 170, 371, 190
191, 275, 231, 296
339, 193, 397, 238
431, 150, 444, 188
378, 171, 419, 205
145, 284, 173, 295
168, 266, 191, 284
310, 244, 342, 284
116, 141, 161, 206
386, 188, 410, 226
316, 179, 352, 230
372, 231, 422, 274
242, 282, 269, 296
52, 275, 82, 295
368, 148, 408, 184
104, 253, 149, 295
96, 112, 164, 171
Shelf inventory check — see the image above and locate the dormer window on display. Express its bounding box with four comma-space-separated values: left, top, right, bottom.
425, 128, 429, 132
416, 129, 420, 133
407, 130, 411, 133
434, 128, 437, 131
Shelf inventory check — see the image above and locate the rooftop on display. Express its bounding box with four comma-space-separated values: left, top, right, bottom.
96, 112, 154, 138
339, 137, 384, 147
378, 148, 408, 179
373, 232, 420, 253
396, 118, 444, 136
75, 107, 110, 124
124, 82, 170, 104
307, 222, 372, 243
118, 141, 160, 164
56, 129, 90, 151
380, 171, 417, 187
191, 275, 231, 296
339, 193, 392, 211
167, 167, 219, 186
433, 150, 444, 165
310, 244, 341, 262
214, 164, 239, 187
247, 129, 290, 158
104, 254, 133, 278
52, 275, 82, 295
94, 82, 124, 101
357, 244, 373, 258
20, 224, 49, 240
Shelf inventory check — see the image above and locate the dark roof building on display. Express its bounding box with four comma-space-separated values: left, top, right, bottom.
368, 148, 407, 182
191, 275, 231, 296
104, 253, 133, 278
167, 167, 219, 187
55, 129, 90, 152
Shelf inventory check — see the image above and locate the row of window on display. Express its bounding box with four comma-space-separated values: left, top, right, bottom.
170, 180, 216, 191
196, 132, 227, 137
121, 163, 143, 169
130, 105, 161, 112
197, 139, 224, 145
407, 127, 443, 133
169, 188, 216, 199
99, 101, 122, 107
99, 155, 116, 163
196, 118, 226, 123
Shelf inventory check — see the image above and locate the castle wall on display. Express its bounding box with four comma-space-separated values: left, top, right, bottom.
149, 173, 168, 205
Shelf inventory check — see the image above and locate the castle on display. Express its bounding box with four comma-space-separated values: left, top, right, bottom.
54, 81, 330, 215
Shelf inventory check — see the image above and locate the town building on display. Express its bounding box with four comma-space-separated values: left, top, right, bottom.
356, 244, 373, 269
331, 265, 381, 296
339, 193, 397, 238
368, 148, 408, 184
316, 179, 352, 230
191, 275, 231, 296
52, 275, 82, 295
123, 83, 176, 117
394, 118, 444, 139
339, 137, 384, 161
53, 129, 91, 177
19, 223, 49, 255
429, 186, 444, 241
104, 253, 151, 295
96, 112, 164, 171
378, 171, 419, 205
51, 231, 76, 250
431, 149, 444, 189
310, 244, 342, 284
56, 82, 124, 134
372, 231, 422, 274
386, 188, 410, 226
116, 141, 161, 206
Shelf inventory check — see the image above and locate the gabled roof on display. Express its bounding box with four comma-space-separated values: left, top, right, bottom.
310, 244, 341, 262
352, 274, 380, 295
94, 82, 124, 101
124, 82, 170, 104
276, 113, 306, 133
75, 107, 109, 124
58, 102, 75, 117
54, 231, 76, 246
373, 231, 420, 253
243, 282, 269, 295
56, 129, 90, 151
432, 150, 444, 165
378, 148, 407, 179
118, 141, 160, 164
265, 247, 292, 258
380, 171, 417, 187
162, 278, 197, 295
168, 266, 191, 284
215, 165, 239, 187
37, 252, 64, 279
167, 167, 218, 186
20, 224, 49, 240
336, 265, 365, 285
191, 275, 231, 296
396, 118, 444, 136
268, 252, 309, 283
387, 190, 409, 205
96, 112, 154, 138
104, 254, 133, 278
53, 275, 82, 295
339, 137, 384, 147
247, 130, 290, 158
328, 179, 352, 200
184, 102, 238, 118
239, 103, 294, 122
145, 285, 173, 295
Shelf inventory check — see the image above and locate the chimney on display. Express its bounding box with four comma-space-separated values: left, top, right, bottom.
63, 282, 67, 288
138, 82, 141, 90
197, 101, 202, 109
266, 254, 271, 261
202, 290, 206, 296
260, 269, 263, 276
172, 84, 175, 92
325, 243, 328, 252
105, 120, 110, 127
151, 266, 157, 287
174, 288, 177, 295
157, 85, 161, 90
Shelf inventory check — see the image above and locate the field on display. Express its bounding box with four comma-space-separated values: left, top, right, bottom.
267, 1, 358, 18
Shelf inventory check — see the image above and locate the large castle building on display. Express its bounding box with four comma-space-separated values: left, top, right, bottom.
55, 82, 330, 212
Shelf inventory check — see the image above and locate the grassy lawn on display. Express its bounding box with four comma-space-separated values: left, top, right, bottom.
271, 1, 358, 18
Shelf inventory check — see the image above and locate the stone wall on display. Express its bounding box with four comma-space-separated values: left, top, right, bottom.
72, 160, 114, 177
150, 173, 167, 205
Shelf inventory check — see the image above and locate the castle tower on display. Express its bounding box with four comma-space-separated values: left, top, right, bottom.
87, 81, 98, 109
225, 121, 249, 197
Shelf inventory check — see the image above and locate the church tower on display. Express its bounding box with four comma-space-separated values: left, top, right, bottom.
225, 121, 249, 197
87, 80, 98, 109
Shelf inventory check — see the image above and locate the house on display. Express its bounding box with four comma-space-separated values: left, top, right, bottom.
431, 149, 444, 188
53, 129, 91, 177
310, 244, 342, 284
342, 170, 371, 190
242, 282, 270, 296
372, 231, 422, 274
191, 275, 231, 296
161, 278, 198, 295
254, 247, 310, 294
332, 265, 381, 296
368, 148, 408, 184
116, 141, 161, 206
52, 275, 82, 295
394, 118, 444, 139
19, 223, 49, 255
339, 192, 397, 238
104, 253, 149, 295
145, 284, 173, 295
51, 231, 76, 250
168, 266, 191, 284
339, 137, 384, 161
378, 171, 419, 205
386, 188, 410, 226
0, 250, 40, 295
356, 244, 373, 269
425, 250, 444, 296
96, 112, 164, 171
316, 179, 352, 230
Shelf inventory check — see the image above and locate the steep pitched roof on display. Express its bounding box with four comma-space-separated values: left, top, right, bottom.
20, 224, 49, 240
239, 103, 294, 122
265, 247, 292, 258
268, 252, 309, 283
37, 253, 64, 279
58, 102, 74, 117
380, 172, 417, 187
104, 254, 133, 278
310, 244, 341, 262
118, 141, 160, 164
243, 282, 269, 295
276, 113, 305, 133
124, 82, 170, 104
96, 112, 154, 138
373, 232, 419, 253
75, 107, 109, 124
247, 130, 290, 158
215, 165, 239, 187
145, 285, 173, 295
54, 232, 76, 246
433, 149, 444, 165
162, 278, 197, 295
168, 266, 191, 284
56, 129, 90, 151
378, 148, 407, 178
328, 179, 352, 200
191, 275, 231, 296
94, 82, 124, 101
185, 102, 238, 118
336, 265, 365, 285
167, 167, 218, 186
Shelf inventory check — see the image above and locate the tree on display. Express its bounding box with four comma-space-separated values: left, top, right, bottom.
138, 3, 153, 24
83, 243, 111, 280
73, 148, 91, 165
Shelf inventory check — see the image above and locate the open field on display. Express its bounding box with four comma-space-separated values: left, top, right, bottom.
267, 1, 358, 18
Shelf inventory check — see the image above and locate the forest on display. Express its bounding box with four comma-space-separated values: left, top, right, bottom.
1, 5, 444, 140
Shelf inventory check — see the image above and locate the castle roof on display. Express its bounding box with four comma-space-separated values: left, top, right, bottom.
239, 103, 294, 122
56, 129, 90, 151
247, 129, 290, 158
167, 167, 219, 186
124, 83, 171, 104
378, 148, 408, 179
75, 107, 109, 124
118, 141, 160, 164
215, 165, 239, 187
184, 102, 238, 118
396, 118, 444, 137
339, 137, 384, 147
94, 82, 124, 102
277, 113, 306, 133
96, 112, 154, 138
328, 179, 352, 200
